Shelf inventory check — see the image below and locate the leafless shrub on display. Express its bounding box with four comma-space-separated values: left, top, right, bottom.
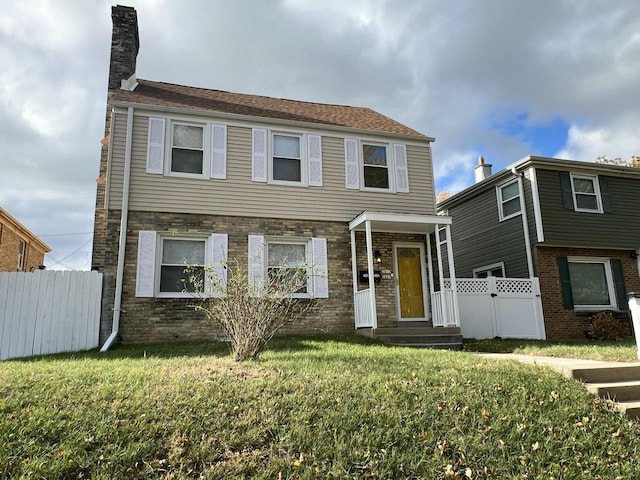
587, 311, 628, 341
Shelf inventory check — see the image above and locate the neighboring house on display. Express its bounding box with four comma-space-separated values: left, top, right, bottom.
92, 6, 459, 347
438, 156, 640, 339
0, 207, 51, 272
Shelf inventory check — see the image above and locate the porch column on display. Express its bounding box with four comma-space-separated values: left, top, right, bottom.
350, 229, 358, 328
445, 224, 460, 327
426, 232, 435, 296
365, 220, 378, 329
434, 224, 449, 325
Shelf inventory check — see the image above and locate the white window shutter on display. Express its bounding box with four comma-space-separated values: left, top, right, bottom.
344, 138, 359, 189
248, 235, 265, 296
146, 117, 165, 174
394, 144, 409, 193
210, 124, 227, 179
311, 237, 329, 298
135, 230, 157, 297
209, 233, 228, 294
252, 128, 267, 182
308, 134, 323, 186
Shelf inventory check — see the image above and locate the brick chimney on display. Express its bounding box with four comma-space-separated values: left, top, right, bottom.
108, 5, 139, 90
474, 156, 492, 183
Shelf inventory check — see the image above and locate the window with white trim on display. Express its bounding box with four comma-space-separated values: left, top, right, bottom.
473, 262, 505, 278
17, 239, 26, 271
497, 179, 521, 221
248, 235, 329, 298
267, 241, 308, 295
159, 238, 206, 294
135, 231, 228, 298
272, 133, 303, 183
252, 129, 323, 186
571, 173, 602, 213
146, 116, 227, 179
567, 257, 616, 309
362, 143, 390, 189
170, 122, 204, 175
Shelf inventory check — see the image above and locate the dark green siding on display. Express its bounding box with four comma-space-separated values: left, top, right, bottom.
445, 180, 529, 278
523, 169, 539, 248
537, 169, 640, 248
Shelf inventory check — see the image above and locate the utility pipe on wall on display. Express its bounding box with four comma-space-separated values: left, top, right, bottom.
101, 106, 134, 352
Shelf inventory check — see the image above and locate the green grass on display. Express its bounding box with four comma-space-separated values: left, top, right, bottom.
1, 335, 640, 479
464, 337, 638, 362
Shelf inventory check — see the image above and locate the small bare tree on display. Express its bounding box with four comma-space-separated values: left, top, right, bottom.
187, 259, 318, 361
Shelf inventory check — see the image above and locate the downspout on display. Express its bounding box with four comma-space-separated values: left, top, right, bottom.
513, 167, 534, 278
101, 106, 134, 352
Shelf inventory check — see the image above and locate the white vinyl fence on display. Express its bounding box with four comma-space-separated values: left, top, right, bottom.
0, 270, 103, 360
444, 277, 546, 340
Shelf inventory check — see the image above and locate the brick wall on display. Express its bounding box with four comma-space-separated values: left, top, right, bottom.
535, 245, 640, 339
0, 221, 47, 272
99, 211, 358, 344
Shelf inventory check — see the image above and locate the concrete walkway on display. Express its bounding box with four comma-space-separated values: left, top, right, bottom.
477, 353, 640, 418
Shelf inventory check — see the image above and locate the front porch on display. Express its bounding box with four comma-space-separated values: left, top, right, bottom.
348, 211, 460, 345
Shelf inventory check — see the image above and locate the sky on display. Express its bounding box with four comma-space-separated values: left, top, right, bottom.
1, 0, 639, 270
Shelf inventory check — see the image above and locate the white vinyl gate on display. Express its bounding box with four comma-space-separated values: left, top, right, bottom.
444, 277, 545, 340
0, 270, 103, 360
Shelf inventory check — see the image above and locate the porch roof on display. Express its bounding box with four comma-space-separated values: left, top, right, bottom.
348, 211, 452, 234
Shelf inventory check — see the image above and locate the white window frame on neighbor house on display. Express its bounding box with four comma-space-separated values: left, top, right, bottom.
473, 262, 506, 278
135, 231, 228, 299
567, 256, 616, 310
17, 239, 26, 271
570, 173, 603, 213
496, 179, 522, 221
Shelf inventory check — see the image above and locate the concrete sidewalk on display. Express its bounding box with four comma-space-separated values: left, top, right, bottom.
477, 353, 640, 418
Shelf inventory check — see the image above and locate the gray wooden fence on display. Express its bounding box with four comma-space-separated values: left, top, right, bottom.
0, 270, 102, 360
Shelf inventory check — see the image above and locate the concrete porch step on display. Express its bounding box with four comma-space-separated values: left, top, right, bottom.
614, 400, 640, 419
570, 364, 640, 383
374, 326, 461, 336
586, 380, 640, 402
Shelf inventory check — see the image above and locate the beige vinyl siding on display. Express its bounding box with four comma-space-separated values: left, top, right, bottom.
107, 113, 436, 221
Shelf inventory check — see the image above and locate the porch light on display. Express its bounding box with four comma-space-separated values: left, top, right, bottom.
374, 250, 382, 264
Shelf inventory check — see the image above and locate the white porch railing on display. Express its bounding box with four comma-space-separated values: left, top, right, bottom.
431, 288, 458, 327
354, 289, 374, 328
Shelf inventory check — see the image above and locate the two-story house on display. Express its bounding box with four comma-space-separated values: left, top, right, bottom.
438, 155, 640, 339
0, 206, 50, 272
93, 6, 460, 349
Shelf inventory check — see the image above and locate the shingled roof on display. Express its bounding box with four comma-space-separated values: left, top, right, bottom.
110, 79, 428, 139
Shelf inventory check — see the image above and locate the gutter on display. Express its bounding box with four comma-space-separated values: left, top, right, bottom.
101, 106, 134, 352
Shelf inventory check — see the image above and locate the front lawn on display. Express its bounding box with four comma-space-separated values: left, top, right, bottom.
1, 336, 640, 479
464, 337, 638, 362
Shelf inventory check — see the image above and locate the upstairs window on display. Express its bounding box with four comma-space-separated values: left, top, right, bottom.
171, 123, 204, 175
17, 239, 26, 271
571, 173, 602, 213
362, 144, 389, 189
272, 134, 302, 183
497, 179, 521, 221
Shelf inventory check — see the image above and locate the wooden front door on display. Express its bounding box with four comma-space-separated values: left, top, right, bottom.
395, 244, 427, 321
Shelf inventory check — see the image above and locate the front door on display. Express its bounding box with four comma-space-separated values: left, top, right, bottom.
394, 243, 428, 321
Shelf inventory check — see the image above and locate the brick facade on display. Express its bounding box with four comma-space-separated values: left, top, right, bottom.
95, 211, 432, 344
0, 212, 49, 272
534, 245, 640, 339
